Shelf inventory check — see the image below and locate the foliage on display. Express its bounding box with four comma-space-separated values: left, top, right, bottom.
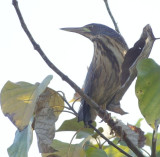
1, 75, 53, 130
1, 58, 160, 157
1, 0, 160, 157
136, 58, 160, 129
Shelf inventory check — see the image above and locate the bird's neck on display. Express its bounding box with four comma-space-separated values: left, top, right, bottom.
92, 37, 126, 72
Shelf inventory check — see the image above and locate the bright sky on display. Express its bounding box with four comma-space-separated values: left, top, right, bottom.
0, 0, 160, 156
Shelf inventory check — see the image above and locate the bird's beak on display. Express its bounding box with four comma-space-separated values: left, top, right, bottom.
60, 26, 91, 35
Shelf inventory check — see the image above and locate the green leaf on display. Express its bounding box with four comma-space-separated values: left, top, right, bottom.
135, 118, 143, 128
57, 117, 96, 138
76, 131, 91, 139
7, 118, 33, 157
105, 145, 134, 157
135, 59, 160, 129
0, 75, 53, 130
156, 144, 160, 156
36, 75, 53, 96
51, 138, 89, 157
145, 133, 160, 147
92, 127, 104, 139
145, 133, 160, 156
112, 138, 127, 147
86, 146, 108, 157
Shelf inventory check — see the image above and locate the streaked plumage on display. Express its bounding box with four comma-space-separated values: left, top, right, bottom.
61, 23, 128, 126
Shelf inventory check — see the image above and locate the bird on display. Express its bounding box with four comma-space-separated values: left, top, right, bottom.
61, 23, 128, 126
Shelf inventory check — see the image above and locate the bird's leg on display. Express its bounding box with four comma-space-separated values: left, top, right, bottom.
99, 106, 111, 123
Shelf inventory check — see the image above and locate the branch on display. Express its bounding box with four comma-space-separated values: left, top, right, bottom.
103, 0, 120, 33
12, 1, 145, 156
89, 124, 132, 157
151, 126, 159, 157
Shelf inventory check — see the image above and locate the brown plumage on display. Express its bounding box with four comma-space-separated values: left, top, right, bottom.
61, 23, 128, 126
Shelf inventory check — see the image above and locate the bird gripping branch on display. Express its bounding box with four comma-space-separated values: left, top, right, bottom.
61, 23, 128, 126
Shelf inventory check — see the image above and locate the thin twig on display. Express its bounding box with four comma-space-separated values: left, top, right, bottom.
88, 124, 132, 157
54, 110, 75, 115
151, 129, 156, 157
141, 148, 151, 157
57, 91, 78, 116
12, 1, 145, 156
151, 125, 159, 157
103, 0, 120, 33
67, 129, 80, 157
64, 106, 71, 110
71, 97, 80, 108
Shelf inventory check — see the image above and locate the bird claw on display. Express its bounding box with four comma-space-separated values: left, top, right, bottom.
99, 112, 111, 123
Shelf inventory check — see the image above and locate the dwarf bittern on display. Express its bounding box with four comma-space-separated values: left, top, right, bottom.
61, 23, 128, 126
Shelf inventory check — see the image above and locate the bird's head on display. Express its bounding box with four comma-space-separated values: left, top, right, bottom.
61, 23, 128, 49
61, 23, 111, 40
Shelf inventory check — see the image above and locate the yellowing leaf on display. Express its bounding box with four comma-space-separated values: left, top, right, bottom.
135, 59, 160, 129
42, 153, 58, 157
105, 145, 134, 157
47, 88, 64, 117
0, 75, 53, 130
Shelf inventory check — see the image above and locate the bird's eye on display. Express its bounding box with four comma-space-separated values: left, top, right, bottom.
88, 25, 94, 30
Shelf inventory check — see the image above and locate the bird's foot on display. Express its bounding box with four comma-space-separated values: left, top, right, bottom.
99, 112, 111, 123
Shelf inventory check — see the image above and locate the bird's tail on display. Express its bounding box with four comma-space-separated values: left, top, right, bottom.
78, 100, 96, 126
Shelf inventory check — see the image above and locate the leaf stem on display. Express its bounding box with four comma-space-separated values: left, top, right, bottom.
151, 125, 159, 157
57, 91, 78, 116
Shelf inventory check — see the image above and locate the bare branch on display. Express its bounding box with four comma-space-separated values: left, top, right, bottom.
12, 1, 145, 156
103, 0, 120, 33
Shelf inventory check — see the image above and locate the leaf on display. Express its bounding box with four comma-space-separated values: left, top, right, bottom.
7, 118, 33, 157
112, 138, 127, 147
135, 118, 143, 128
86, 146, 108, 157
105, 145, 134, 157
145, 133, 160, 156
34, 87, 64, 153
51, 139, 87, 157
92, 127, 104, 139
135, 59, 160, 129
42, 153, 59, 157
112, 25, 155, 108
76, 131, 91, 139
145, 133, 160, 147
47, 88, 64, 118
127, 124, 146, 148
156, 145, 160, 157
0, 75, 53, 130
115, 120, 145, 148
57, 117, 96, 138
